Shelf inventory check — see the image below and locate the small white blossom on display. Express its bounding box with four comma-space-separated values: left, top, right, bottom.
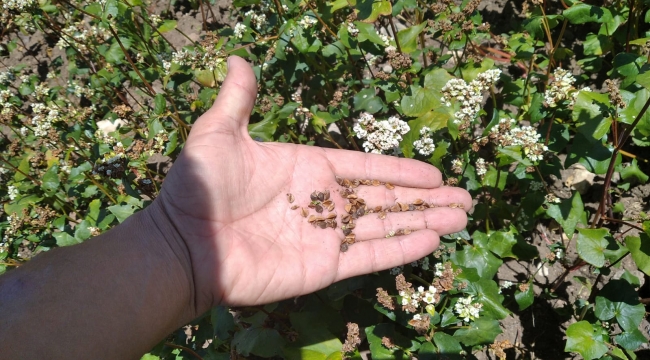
545, 193, 561, 204
354, 113, 409, 155
7, 185, 19, 200
347, 22, 359, 36
441, 69, 501, 126
298, 15, 318, 29
434, 263, 444, 277
454, 295, 483, 323
475, 158, 488, 176
233, 23, 247, 39
413, 126, 436, 156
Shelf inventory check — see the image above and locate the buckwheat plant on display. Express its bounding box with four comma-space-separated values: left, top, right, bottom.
2, 0, 650, 358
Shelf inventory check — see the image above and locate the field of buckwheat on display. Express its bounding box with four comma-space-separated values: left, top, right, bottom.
3, 0, 650, 358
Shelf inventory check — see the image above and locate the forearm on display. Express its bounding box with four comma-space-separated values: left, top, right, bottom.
0, 200, 197, 359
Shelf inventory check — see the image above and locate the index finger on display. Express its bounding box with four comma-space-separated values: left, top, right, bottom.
323, 148, 443, 189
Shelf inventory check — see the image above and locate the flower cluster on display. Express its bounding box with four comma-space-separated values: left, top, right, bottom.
396, 274, 439, 313
244, 10, 268, 29
451, 158, 464, 174
475, 157, 487, 176
544, 67, 591, 107
454, 295, 483, 323
233, 23, 247, 39
2, 0, 36, 12
0, 89, 14, 115
489, 118, 547, 162
347, 22, 359, 37
298, 15, 318, 29
55, 22, 112, 55
353, 112, 409, 154
413, 126, 435, 156
441, 69, 501, 129
170, 45, 226, 73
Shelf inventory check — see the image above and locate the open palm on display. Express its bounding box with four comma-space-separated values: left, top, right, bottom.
157, 56, 472, 312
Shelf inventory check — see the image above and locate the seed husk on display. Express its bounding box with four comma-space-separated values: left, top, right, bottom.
409, 204, 416, 211
347, 222, 356, 230
330, 220, 337, 228
341, 188, 354, 197
349, 199, 357, 206
291, 205, 299, 210
340, 243, 349, 252
287, 193, 295, 203
385, 182, 395, 190
378, 211, 386, 220
315, 204, 324, 213
351, 179, 360, 188
343, 227, 352, 236
323, 199, 333, 207
323, 190, 330, 201
413, 199, 424, 205
416, 205, 426, 211
326, 212, 337, 220
341, 214, 351, 224
399, 202, 409, 212
345, 203, 353, 214
371, 179, 381, 186
346, 193, 358, 199
327, 203, 335, 212
450, 203, 464, 209
390, 204, 401, 212
404, 228, 412, 235
357, 198, 366, 205
360, 179, 371, 185
342, 178, 352, 188
308, 203, 316, 209
336, 176, 344, 185
301, 208, 309, 218
318, 221, 327, 229
308, 215, 318, 223
374, 206, 383, 212
355, 207, 365, 218
395, 229, 405, 236
345, 234, 356, 244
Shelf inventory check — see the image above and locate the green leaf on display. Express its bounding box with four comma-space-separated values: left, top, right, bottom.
572, 91, 612, 142
107, 204, 138, 223
618, 159, 649, 184
487, 228, 517, 258
465, 279, 510, 320
157, 20, 177, 33
432, 333, 462, 360
248, 115, 278, 141
453, 318, 501, 346
396, 22, 426, 54
563, 3, 611, 24
565, 134, 618, 175
354, 0, 391, 22
451, 244, 502, 280
616, 329, 647, 351
595, 280, 645, 332
365, 324, 408, 360
286, 312, 343, 359
154, 93, 166, 115
354, 22, 385, 46
211, 306, 234, 341
545, 191, 584, 237
565, 321, 609, 360
401, 85, 439, 117
14, 154, 31, 181
53, 232, 82, 247
576, 228, 610, 267
626, 234, 650, 276
232, 326, 285, 357
41, 165, 60, 196
515, 282, 534, 310
353, 88, 384, 114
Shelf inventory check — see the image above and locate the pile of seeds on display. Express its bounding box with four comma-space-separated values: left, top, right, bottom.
289, 177, 465, 253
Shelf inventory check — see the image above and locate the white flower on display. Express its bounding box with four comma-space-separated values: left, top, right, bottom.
434, 263, 444, 277
7, 185, 19, 200
413, 126, 435, 156
299, 15, 318, 29
347, 22, 359, 36
475, 158, 488, 176
233, 23, 247, 39
354, 113, 409, 155
545, 193, 561, 204
441, 69, 501, 126
454, 295, 483, 323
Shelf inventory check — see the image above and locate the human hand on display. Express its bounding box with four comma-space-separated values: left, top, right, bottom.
156, 56, 472, 313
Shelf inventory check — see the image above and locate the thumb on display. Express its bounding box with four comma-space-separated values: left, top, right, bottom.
193, 56, 258, 138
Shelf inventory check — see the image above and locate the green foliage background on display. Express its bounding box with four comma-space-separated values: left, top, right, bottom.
2, 0, 650, 358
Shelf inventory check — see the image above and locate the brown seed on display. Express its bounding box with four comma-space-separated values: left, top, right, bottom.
336, 176, 344, 185
326, 212, 337, 220
314, 216, 325, 222
347, 222, 356, 230
349, 199, 357, 206
291, 205, 299, 210
449, 203, 464, 209
345, 234, 356, 244
345, 203, 353, 214
390, 204, 401, 212
416, 206, 426, 211
323, 200, 333, 207
371, 179, 381, 186
341, 188, 354, 197
343, 227, 352, 235
323, 190, 330, 201
308, 215, 318, 223
317, 192, 325, 202
318, 221, 327, 229
395, 229, 405, 236
315, 204, 324, 213
357, 198, 366, 205
308, 203, 316, 209
356, 207, 365, 218
342, 178, 352, 188
360, 179, 371, 185
301, 208, 309, 217
327, 203, 335, 212
287, 193, 295, 203
385, 182, 395, 190
378, 211, 386, 220
413, 199, 424, 206
340, 243, 349, 252
404, 228, 412, 235
346, 193, 358, 199
409, 204, 416, 211
399, 202, 409, 212
351, 179, 360, 188
330, 220, 337, 228
341, 214, 351, 224
310, 191, 319, 201
374, 206, 383, 212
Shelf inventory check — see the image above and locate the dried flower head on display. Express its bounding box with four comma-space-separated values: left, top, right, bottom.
342, 322, 361, 353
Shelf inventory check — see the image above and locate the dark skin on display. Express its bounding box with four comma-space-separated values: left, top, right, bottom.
0, 56, 471, 359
